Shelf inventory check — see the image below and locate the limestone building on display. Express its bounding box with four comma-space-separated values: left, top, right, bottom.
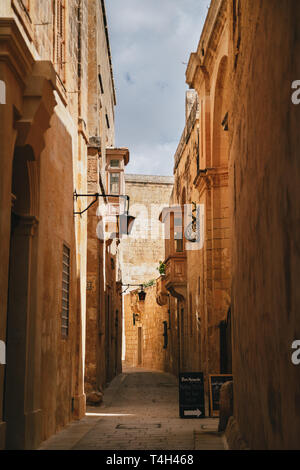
121, 174, 174, 286
157, 0, 300, 450
157, 0, 231, 417
121, 174, 173, 367
224, 0, 300, 450
124, 285, 171, 372
0, 0, 127, 449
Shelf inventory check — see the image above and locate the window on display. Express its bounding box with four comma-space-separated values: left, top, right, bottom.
98, 73, 104, 94
110, 173, 120, 194
105, 113, 110, 129
61, 244, 70, 338
110, 159, 120, 168
54, 0, 66, 80
174, 216, 183, 252
233, 0, 241, 69
222, 112, 229, 131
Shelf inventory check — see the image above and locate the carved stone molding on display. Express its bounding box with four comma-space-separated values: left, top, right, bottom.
165, 254, 187, 301
156, 276, 169, 306
167, 284, 187, 302
0, 18, 34, 87
14, 214, 39, 237
194, 166, 229, 191
15, 61, 58, 157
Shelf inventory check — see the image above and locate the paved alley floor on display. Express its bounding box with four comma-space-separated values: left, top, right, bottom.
39, 366, 225, 450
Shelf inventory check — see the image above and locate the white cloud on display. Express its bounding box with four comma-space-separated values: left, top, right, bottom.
106, 0, 209, 175
125, 140, 179, 176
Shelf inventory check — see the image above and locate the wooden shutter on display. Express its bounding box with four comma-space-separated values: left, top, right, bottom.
54, 0, 65, 80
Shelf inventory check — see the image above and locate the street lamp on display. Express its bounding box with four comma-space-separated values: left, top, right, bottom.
138, 287, 146, 301
122, 284, 147, 301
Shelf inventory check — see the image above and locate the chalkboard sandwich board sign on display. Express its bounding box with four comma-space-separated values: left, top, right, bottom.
179, 372, 205, 419
209, 374, 233, 417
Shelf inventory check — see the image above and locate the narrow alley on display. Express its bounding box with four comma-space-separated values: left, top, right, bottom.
39, 366, 224, 451
0, 0, 299, 453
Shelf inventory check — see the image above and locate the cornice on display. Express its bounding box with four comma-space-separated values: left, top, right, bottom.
186, 0, 227, 89
194, 166, 229, 192
0, 18, 34, 87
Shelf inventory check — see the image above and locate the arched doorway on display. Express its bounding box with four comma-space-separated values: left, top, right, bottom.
4, 145, 41, 449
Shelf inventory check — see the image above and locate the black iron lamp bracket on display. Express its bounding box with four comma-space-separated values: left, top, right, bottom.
73, 190, 130, 216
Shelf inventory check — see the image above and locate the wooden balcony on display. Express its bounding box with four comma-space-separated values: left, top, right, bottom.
164, 253, 187, 300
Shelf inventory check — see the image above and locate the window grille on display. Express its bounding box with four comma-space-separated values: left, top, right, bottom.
61, 244, 70, 337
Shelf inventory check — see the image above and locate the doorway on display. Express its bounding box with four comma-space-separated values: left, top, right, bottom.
4, 145, 40, 449
219, 307, 232, 374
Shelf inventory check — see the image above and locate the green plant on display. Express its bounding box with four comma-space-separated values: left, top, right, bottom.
157, 261, 166, 275
143, 279, 155, 288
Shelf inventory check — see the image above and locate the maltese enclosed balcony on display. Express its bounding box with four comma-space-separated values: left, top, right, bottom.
159, 207, 187, 301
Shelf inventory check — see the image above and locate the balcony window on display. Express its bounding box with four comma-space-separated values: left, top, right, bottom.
110, 173, 120, 194
110, 159, 120, 168
174, 216, 183, 252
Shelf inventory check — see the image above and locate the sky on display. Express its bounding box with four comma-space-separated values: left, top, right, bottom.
105, 0, 210, 176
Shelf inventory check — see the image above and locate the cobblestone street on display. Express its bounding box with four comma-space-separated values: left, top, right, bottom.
39, 366, 225, 450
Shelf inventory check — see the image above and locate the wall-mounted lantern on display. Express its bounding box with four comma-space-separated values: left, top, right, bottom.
138, 286, 146, 301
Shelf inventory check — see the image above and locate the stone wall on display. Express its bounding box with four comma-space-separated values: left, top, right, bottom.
0, 0, 116, 449
124, 286, 172, 372
159, 0, 231, 416
84, 0, 121, 403
228, 0, 300, 450
120, 174, 173, 369
120, 174, 174, 286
